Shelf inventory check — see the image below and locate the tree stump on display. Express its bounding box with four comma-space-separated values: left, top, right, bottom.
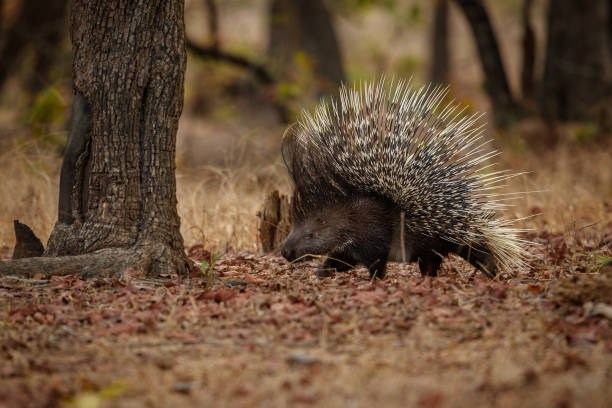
257, 190, 292, 253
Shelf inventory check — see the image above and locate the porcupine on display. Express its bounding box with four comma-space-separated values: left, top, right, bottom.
280, 79, 529, 279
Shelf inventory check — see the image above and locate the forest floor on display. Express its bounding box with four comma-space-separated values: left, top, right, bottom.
1, 225, 611, 407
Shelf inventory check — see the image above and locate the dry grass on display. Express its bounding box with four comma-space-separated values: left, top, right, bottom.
0, 137, 292, 253
506, 140, 611, 234
176, 162, 291, 253
0, 143, 59, 248
1, 127, 610, 256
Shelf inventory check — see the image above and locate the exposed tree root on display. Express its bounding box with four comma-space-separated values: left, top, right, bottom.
4, 220, 189, 279
1, 248, 141, 279
0, 242, 192, 279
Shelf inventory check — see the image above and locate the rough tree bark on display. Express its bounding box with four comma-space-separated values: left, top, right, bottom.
430, 0, 449, 85
539, 0, 612, 122
454, 0, 517, 123
268, 0, 345, 94
1, 1, 190, 278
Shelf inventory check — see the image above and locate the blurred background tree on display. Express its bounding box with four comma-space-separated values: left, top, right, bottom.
539, 0, 611, 123
454, 0, 518, 124
268, 0, 345, 95
430, 0, 449, 85
0, 0, 67, 96
1, 0, 610, 141
453, 0, 611, 127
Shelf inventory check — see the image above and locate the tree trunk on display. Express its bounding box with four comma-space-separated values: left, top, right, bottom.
268, 0, 345, 94
0, 0, 4, 34
430, 0, 449, 85
454, 0, 517, 124
539, 0, 612, 122
520, 0, 536, 99
1, 1, 190, 278
204, 0, 219, 50
257, 190, 291, 253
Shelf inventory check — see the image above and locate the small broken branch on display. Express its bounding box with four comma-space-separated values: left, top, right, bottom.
185, 38, 274, 85
185, 38, 291, 123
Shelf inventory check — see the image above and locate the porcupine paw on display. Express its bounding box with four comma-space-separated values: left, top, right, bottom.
368, 258, 387, 280
418, 257, 442, 277
316, 266, 336, 278
316, 256, 353, 277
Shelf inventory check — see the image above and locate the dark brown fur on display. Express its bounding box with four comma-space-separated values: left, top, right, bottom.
281, 196, 497, 279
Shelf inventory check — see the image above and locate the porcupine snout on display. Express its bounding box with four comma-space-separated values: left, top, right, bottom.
281, 219, 336, 263
280, 232, 298, 262
281, 245, 296, 262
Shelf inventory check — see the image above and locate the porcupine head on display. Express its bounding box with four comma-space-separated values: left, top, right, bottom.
280, 79, 530, 279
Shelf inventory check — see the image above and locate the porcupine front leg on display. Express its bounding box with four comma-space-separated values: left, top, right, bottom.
320, 246, 390, 280
413, 236, 454, 277
357, 233, 393, 280
417, 253, 443, 277
367, 254, 389, 280
457, 244, 498, 278
317, 238, 392, 280
317, 252, 356, 277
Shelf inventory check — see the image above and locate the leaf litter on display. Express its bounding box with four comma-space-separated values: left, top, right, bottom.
0, 228, 611, 407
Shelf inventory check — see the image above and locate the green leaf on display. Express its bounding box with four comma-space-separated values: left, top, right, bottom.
574, 123, 598, 143
599, 257, 612, 266
29, 87, 66, 126
64, 381, 128, 408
